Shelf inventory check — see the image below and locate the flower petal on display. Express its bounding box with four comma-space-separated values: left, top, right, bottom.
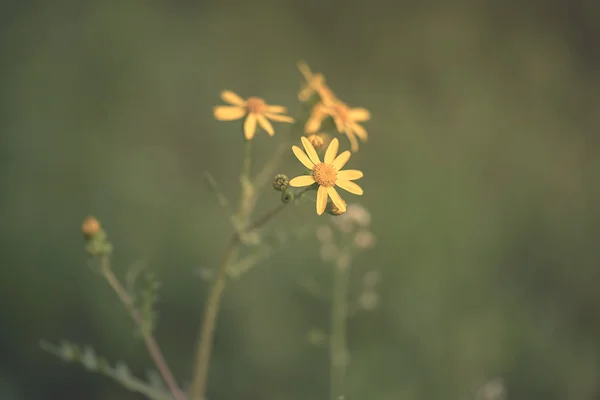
301, 136, 321, 165
327, 186, 346, 213
297, 61, 313, 81
265, 112, 294, 123
305, 105, 326, 133
244, 113, 257, 140
337, 169, 363, 181
346, 130, 360, 152
265, 105, 287, 113
221, 90, 246, 106
298, 86, 312, 102
256, 114, 274, 136
316, 185, 328, 215
351, 122, 368, 141
292, 146, 315, 169
213, 106, 246, 121
336, 179, 363, 195
324, 138, 339, 164
289, 175, 315, 187
331, 150, 351, 170
348, 107, 371, 122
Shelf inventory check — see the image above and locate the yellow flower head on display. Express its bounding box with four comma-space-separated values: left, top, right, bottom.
290, 137, 364, 216
297, 61, 337, 105
213, 90, 294, 140
305, 101, 370, 152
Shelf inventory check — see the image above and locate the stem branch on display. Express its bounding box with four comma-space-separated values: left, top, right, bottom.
189, 187, 312, 400
100, 256, 186, 400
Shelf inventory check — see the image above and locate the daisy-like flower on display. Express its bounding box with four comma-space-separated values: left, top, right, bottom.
305, 101, 370, 152
297, 61, 337, 105
290, 137, 364, 216
213, 90, 294, 140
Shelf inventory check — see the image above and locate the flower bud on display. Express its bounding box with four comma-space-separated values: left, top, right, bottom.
81, 216, 101, 239
306, 134, 325, 150
272, 174, 290, 192
328, 199, 347, 216
281, 190, 295, 204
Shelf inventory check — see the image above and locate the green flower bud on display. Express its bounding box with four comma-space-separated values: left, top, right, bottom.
281, 190, 295, 204
272, 174, 290, 192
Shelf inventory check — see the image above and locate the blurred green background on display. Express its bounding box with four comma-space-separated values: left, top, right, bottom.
1, 0, 599, 399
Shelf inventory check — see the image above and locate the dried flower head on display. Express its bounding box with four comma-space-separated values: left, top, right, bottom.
329, 198, 347, 216
290, 137, 363, 215
81, 216, 101, 238
213, 90, 294, 140
306, 101, 370, 152
306, 134, 325, 150
297, 61, 337, 105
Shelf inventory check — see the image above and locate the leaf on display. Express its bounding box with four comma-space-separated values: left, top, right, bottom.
40, 340, 173, 400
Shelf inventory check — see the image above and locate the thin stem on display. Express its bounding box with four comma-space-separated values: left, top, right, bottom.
330, 262, 350, 400
189, 187, 312, 400
100, 256, 186, 400
189, 238, 239, 400
238, 139, 254, 224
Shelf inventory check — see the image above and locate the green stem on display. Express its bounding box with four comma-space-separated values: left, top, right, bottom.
330, 261, 350, 400
100, 256, 186, 400
238, 139, 254, 224
189, 237, 239, 400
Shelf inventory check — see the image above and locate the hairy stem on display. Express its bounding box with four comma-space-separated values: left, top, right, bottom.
100, 256, 186, 400
330, 262, 350, 400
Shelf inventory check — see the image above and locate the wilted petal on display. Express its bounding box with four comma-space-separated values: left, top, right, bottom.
327, 187, 346, 213
331, 150, 351, 170
324, 138, 339, 164
257, 114, 274, 136
345, 131, 360, 152
214, 106, 246, 121
337, 169, 363, 181
316, 185, 328, 215
292, 146, 315, 169
221, 90, 246, 106
336, 179, 363, 195
351, 123, 368, 141
301, 136, 321, 165
289, 175, 315, 187
244, 113, 257, 140
348, 107, 371, 122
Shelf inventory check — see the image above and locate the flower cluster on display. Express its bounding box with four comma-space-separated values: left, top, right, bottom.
298, 61, 371, 153
212, 61, 371, 216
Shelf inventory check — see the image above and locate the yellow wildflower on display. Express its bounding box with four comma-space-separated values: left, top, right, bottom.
213, 90, 294, 140
297, 61, 337, 104
306, 101, 370, 152
290, 137, 364, 216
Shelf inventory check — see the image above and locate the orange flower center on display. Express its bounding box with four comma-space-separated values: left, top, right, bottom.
246, 97, 267, 114
313, 163, 337, 187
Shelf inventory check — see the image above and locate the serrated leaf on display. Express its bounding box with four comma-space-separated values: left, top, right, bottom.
115, 361, 132, 380
80, 346, 98, 370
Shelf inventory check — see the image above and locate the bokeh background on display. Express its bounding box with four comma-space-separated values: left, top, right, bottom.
1, 0, 599, 399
